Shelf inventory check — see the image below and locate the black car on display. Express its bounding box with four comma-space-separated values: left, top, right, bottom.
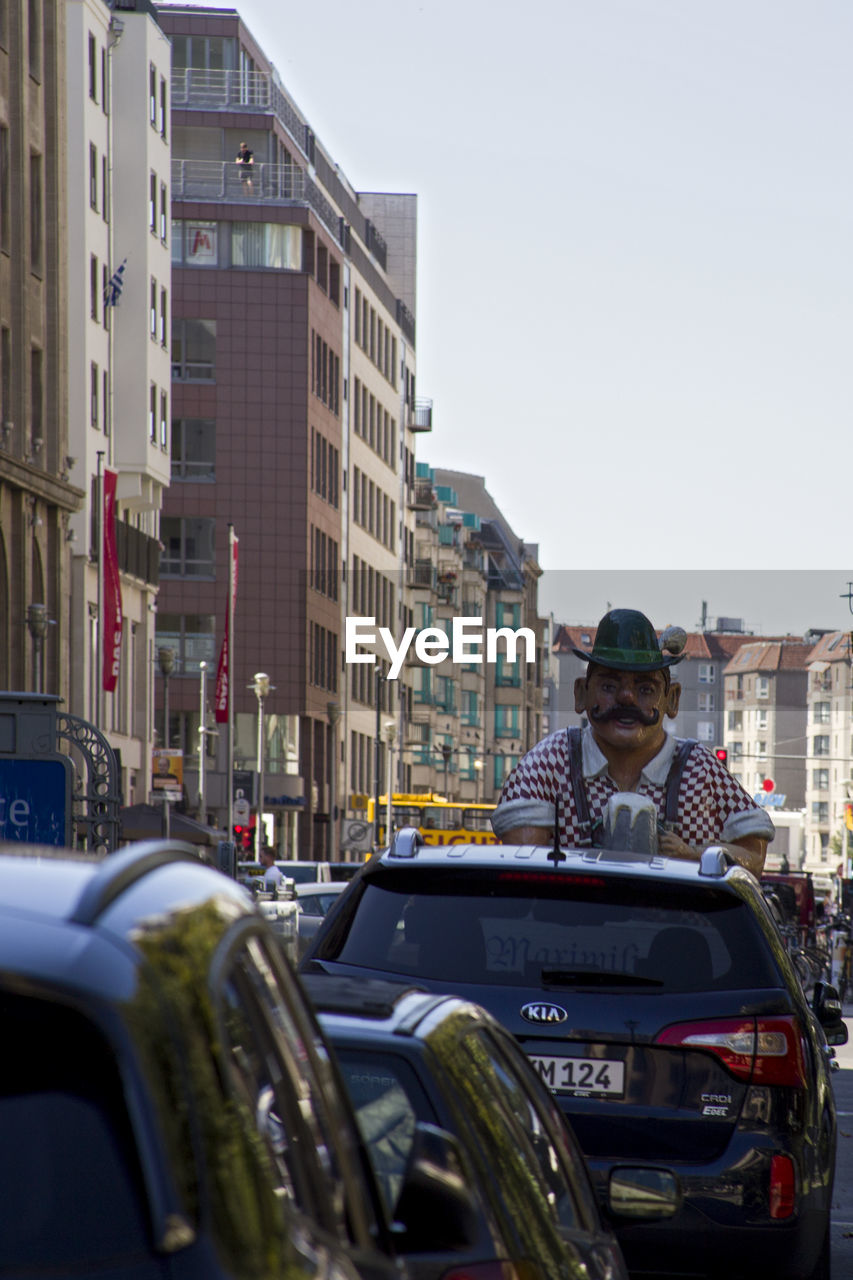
0, 840, 475, 1280
301, 831, 847, 1280
304, 973, 630, 1280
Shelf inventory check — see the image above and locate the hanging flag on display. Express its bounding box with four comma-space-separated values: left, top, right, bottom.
102, 468, 123, 692
104, 258, 127, 307
215, 530, 239, 723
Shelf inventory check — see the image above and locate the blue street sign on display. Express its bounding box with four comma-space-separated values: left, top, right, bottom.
0, 758, 72, 845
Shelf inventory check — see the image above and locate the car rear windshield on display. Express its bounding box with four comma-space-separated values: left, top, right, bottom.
334, 870, 782, 992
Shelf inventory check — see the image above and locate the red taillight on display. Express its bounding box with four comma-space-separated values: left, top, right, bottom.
655, 1015, 806, 1087
769, 1154, 796, 1218
440, 1264, 542, 1280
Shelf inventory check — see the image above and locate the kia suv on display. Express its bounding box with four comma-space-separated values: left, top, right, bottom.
301, 832, 846, 1279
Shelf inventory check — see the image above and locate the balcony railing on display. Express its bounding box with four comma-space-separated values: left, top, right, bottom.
172, 68, 309, 148
171, 159, 341, 248
407, 398, 433, 432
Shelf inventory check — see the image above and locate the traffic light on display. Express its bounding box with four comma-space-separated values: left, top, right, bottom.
233, 824, 253, 851
714, 747, 728, 768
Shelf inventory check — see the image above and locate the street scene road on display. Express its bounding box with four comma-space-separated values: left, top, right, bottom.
832, 1015, 853, 1277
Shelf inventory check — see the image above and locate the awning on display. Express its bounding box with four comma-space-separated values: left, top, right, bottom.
120, 803, 227, 847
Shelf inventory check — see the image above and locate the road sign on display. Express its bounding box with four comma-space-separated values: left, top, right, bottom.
342, 818, 372, 852
0, 757, 72, 845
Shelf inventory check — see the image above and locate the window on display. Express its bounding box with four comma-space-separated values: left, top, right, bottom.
159, 288, 167, 346
697, 720, 715, 743
813, 769, 829, 791
755, 708, 768, 730
0, 126, 9, 253
495, 704, 520, 739
90, 256, 99, 320
31, 347, 42, 444
174, 220, 219, 266
150, 278, 157, 338
697, 692, 715, 713
149, 384, 156, 441
231, 223, 301, 270
30, 152, 43, 273
814, 702, 831, 725
88, 33, 97, 99
160, 517, 216, 576
698, 663, 716, 684
171, 419, 215, 480
160, 183, 168, 242
756, 676, 770, 699
149, 172, 156, 232
101, 48, 107, 113
811, 801, 829, 825
90, 362, 99, 427
171, 319, 216, 380
103, 369, 109, 435
149, 63, 157, 125
159, 76, 167, 138
89, 144, 98, 209
160, 390, 168, 449
102, 264, 109, 326
102, 155, 109, 221
155, 614, 216, 672
813, 735, 830, 756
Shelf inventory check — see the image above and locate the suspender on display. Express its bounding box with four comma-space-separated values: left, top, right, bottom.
565, 728, 697, 847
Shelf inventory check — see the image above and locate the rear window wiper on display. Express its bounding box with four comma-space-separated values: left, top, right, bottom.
538, 968, 663, 988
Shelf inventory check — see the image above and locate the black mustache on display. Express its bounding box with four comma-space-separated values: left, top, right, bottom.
589, 705, 660, 727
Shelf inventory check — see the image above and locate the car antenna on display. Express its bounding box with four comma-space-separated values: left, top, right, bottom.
547, 791, 567, 867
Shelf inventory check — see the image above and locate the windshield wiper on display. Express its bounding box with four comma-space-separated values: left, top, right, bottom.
538, 968, 663, 988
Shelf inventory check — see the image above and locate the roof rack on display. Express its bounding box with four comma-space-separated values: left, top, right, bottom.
69, 840, 203, 927
387, 827, 425, 859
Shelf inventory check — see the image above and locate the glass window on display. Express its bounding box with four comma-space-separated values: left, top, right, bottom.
495, 703, 519, 738
172, 319, 216, 380
160, 517, 216, 576
756, 676, 770, 699
698, 663, 716, 684
231, 223, 302, 270
171, 418, 215, 480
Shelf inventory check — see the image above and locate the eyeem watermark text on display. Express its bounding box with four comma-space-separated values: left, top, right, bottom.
345, 616, 536, 680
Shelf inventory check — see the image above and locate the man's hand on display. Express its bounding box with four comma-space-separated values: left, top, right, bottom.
659, 832, 767, 878
658, 831, 698, 862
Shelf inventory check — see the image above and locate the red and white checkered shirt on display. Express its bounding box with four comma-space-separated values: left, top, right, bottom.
492, 727, 774, 848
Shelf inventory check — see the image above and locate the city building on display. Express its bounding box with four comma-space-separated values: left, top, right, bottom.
0, 0, 81, 695
65, 0, 171, 804
802, 630, 853, 875
155, 4, 423, 857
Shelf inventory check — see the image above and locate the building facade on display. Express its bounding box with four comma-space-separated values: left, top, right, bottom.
802, 630, 853, 876
155, 4, 424, 857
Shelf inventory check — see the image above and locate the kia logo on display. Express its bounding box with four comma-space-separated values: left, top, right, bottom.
521, 1002, 568, 1025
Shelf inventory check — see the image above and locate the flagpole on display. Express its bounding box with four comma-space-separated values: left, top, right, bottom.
227, 523, 235, 844
96, 450, 105, 731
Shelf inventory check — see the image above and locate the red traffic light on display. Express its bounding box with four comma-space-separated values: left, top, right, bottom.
714, 747, 728, 764
762, 777, 775, 793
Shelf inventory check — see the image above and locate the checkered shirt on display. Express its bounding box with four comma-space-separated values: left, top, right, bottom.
492, 728, 774, 848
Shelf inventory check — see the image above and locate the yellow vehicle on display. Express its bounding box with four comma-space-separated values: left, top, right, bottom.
366, 793, 498, 846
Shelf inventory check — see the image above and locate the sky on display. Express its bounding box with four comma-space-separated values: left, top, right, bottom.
228, 0, 852, 622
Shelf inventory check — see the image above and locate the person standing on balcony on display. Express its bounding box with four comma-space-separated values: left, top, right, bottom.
491, 608, 774, 876
235, 141, 254, 194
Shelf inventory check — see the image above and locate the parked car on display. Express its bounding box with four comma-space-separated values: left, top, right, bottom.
0, 840, 476, 1279
304, 973, 630, 1280
302, 831, 847, 1280
296, 881, 350, 958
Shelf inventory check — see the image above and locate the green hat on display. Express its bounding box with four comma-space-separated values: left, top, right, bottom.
572, 609, 685, 672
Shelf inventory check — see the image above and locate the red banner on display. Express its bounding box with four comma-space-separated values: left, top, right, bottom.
215, 531, 239, 722
102, 468, 123, 692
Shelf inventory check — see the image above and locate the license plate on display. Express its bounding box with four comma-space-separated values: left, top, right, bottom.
530, 1055, 625, 1097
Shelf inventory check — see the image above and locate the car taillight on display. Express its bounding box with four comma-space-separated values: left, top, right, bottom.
440, 1263, 542, 1280
655, 1015, 806, 1087
769, 1154, 796, 1219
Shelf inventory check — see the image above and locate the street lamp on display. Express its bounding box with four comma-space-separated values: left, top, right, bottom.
327, 701, 341, 863
383, 719, 397, 843
250, 672, 273, 860
157, 646, 176, 838
197, 660, 209, 823
473, 757, 485, 803
26, 603, 48, 693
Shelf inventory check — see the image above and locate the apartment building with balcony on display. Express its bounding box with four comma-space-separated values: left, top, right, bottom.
721, 638, 811, 810
802, 630, 853, 874
0, 0, 81, 694
154, 4, 424, 856
402, 467, 544, 803
65, 0, 171, 803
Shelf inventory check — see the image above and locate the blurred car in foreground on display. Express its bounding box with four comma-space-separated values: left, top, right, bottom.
0, 841, 476, 1280
302, 831, 846, 1280
296, 881, 350, 958
305, 973, 630, 1280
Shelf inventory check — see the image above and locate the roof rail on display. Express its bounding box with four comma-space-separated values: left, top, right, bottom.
698, 846, 733, 878
69, 840, 203, 927
388, 827, 425, 859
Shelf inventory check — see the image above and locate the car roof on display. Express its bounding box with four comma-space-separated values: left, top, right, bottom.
372, 830, 751, 891
0, 840, 255, 996
302, 973, 460, 1039
295, 881, 349, 896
